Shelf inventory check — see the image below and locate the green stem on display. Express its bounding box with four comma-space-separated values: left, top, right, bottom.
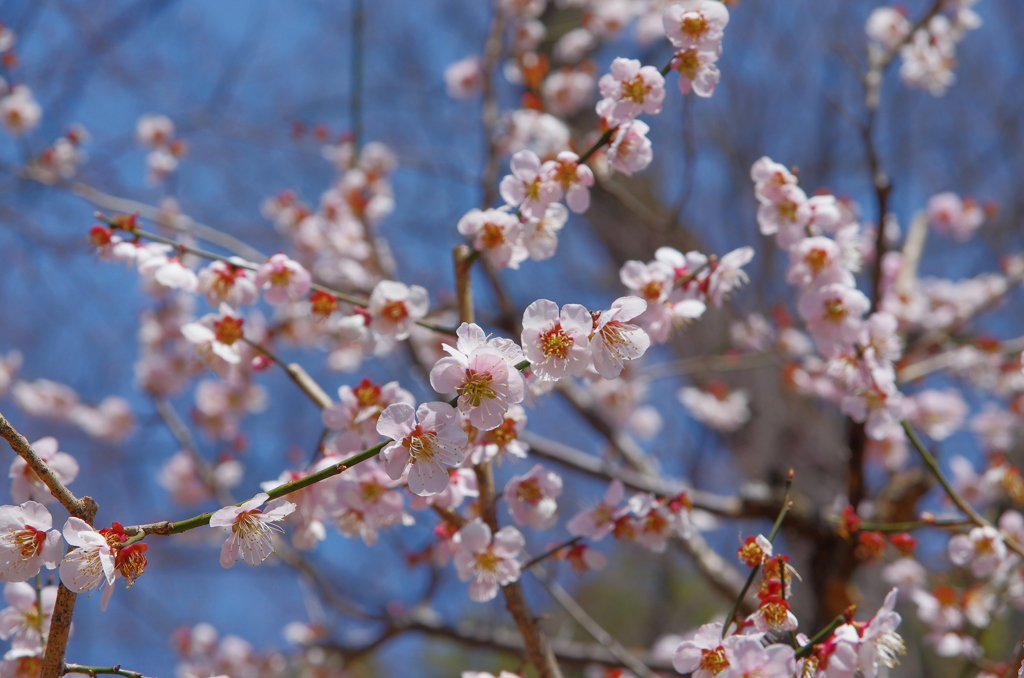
722, 472, 794, 638
126, 441, 387, 538
794, 613, 847, 659
63, 665, 153, 678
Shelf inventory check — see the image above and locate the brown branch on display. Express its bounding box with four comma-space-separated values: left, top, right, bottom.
242, 339, 333, 410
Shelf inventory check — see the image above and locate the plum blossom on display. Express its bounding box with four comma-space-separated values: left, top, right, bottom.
545, 151, 594, 213
719, 636, 796, 678
707, 246, 755, 306
843, 589, 906, 677
0, 582, 56, 651
197, 259, 259, 307
330, 459, 410, 545
430, 324, 526, 430
209, 493, 296, 568
596, 57, 665, 125
503, 464, 563, 530
180, 304, 246, 365
798, 283, 870, 355
786, 237, 855, 289
907, 388, 968, 441
376, 402, 468, 496
457, 208, 527, 269
948, 526, 1006, 578
465, 404, 530, 464
607, 120, 653, 175
866, 7, 911, 50
58, 518, 117, 610
0, 502, 62, 583
522, 202, 568, 260
679, 382, 751, 432
445, 55, 484, 99
521, 299, 592, 381
672, 622, 740, 678
841, 367, 906, 440
9, 437, 79, 505
452, 519, 524, 602
589, 296, 650, 379
136, 249, 198, 293
322, 378, 415, 449
0, 86, 41, 137
136, 114, 175, 147
671, 47, 721, 97
367, 280, 430, 341
567, 479, 626, 540
255, 254, 311, 305
927, 192, 985, 240
663, 1, 730, 51
499, 150, 560, 219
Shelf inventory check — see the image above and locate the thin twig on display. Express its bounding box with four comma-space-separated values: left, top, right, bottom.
62, 664, 154, 678
242, 338, 333, 410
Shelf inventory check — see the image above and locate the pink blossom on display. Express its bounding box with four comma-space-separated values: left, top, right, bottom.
841, 366, 906, 440
503, 464, 563, 530
597, 58, 666, 125
0, 502, 62, 583
663, 1, 730, 51
322, 378, 415, 449
465, 404, 530, 464
927, 192, 985, 240
707, 246, 754, 306
671, 48, 721, 97
376, 402, 468, 496
58, 518, 116, 610
330, 459, 409, 545
541, 68, 595, 117
719, 636, 795, 678
136, 251, 198, 292
672, 622, 741, 677
797, 283, 870, 355
0, 86, 41, 137
430, 324, 526, 430
452, 519, 524, 602
786, 237, 855, 289
545, 151, 594, 213
589, 296, 650, 379
522, 202, 568, 260
457, 208, 528, 269
158, 451, 241, 507
521, 299, 592, 381
445, 55, 484, 99
9, 437, 79, 506
907, 388, 968, 441
948, 526, 1006, 578
567, 479, 626, 540
844, 589, 906, 678
136, 114, 175, 147
757, 184, 810, 245
751, 156, 798, 203
0, 582, 57, 650
255, 253, 311, 305
866, 7, 911, 50
197, 259, 259, 307
209, 493, 296, 568
367, 280, 430, 340
607, 120, 653, 175
499, 150, 561, 219
409, 467, 478, 511
679, 383, 751, 432
181, 304, 246, 365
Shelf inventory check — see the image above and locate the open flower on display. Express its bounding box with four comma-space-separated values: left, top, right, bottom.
499, 150, 561, 219
255, 253, 311, 304
58, 518, 117, 610
209, 493, 296, 568
9, 438, 79, 506
376, 402, 468, 496
180, 304, 246, 365
452, 519, 524, 602
430, 324, 526, 430
589, 296, 650, 379
521, 299, 592, 381
0, 582, 57, 651
366, 280, 430, 340
0, 502, 62, 583
503, 464, 563, 530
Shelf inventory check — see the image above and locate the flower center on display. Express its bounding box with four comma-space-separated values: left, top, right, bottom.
475, 549, 501, 573
620, 75, 649, 104
675, 49, 700, 78
213, 316, 244, 345
553, 160, 578, 188
480, 222, 506, 249
805, 248, 829, 274
485, 417, 516, 448
516, 479, 544, 506
641, 280, 663, 300
539, 325, 573, 360
268, 268, 292, 286
406, 427, 441, 462
823, 298, 848, 323
380, 299, 409, 322
9, 526, 45, 558
681, 13, 709, 37
699, 647, 730, 675
459, 370, 497, 407
115, 543, 149, 587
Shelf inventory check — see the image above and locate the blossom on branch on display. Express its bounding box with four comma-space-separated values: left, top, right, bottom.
209, 493, 296, 568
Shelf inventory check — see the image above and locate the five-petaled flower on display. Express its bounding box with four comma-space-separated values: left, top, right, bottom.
209, 493, 296, 568
376, 401, 468, 496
